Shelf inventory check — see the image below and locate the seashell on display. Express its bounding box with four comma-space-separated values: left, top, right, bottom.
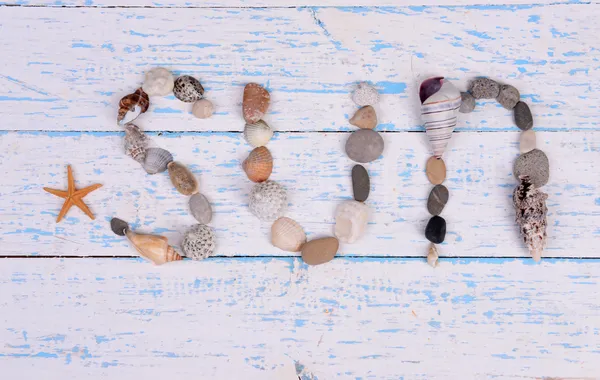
420, 77, 461, 158
167, 161, 198, 196
124, 229, 183, 265
244, 120, 273, 147
143, 147, 173, 175
117, 88, 150, 126
243, 146, 273, 183
513, 176, 548, 262
249, 180, 287, 222
181, 224, 216, 260
173, 75, 204, 103
271, 217, 306, 252
123, 124, 148, 163
334, 200, 369, 244
189, 193, 212, 224
427, 243, 439, 267
243, 83, 270, 123
142, 67, 175, 97
110, 217, 130, 236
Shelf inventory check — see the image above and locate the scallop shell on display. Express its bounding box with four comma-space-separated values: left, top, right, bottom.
243, 146, 273, 183
123, 124, 148, 163
271, 217, 306, 252
244, 120, 273, 147
181, 224, 216, 261
189, 193, 212, 224
124, 229, 182, 265
249, 180, 287, 222
167, 161, 198, 196
334, 200, 369, 244
118, 88, 150, 126
143, 147, 173, 175
513, 175, 548, 262
420, 78, 461, 158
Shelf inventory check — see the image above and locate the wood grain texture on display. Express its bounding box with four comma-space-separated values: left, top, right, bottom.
1, 5, 598, 132
1, 131, 597, 258
0, 257, 598, 379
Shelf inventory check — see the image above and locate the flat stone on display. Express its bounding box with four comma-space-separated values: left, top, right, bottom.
243, 83, 270, 123
514, 101, 533, 131
345, 129, 384, 163
425, 215, 446, 244
352, 165, 370, 202
519, 130, 536, 154
189, 193, 212, 224
192, 99, 214, 119
352, 82, 379, 106
459, 92, 476, 113
301, 237, 339, 266
513, 149, 549, 187
427, 185, 449, 216
469, 78, 500, 99
349, 106, 377, 129
426, 156, 446, 185
496, 85, 520, 110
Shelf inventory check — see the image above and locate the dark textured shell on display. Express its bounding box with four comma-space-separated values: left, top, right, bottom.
173, 75, 204, 103
118, 88, 149, 125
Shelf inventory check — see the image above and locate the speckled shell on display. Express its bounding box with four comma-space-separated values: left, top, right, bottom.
420, 78, 461, 158
181, 224, 216, 260
271, 217, 306, 252
124, 229, 182, 265
118, 88, 149, 126
189, 193, 212, 224
123, 124, 148, 163
167, 161, 198, 196
173, 75, 204, 103
249, 180, 287, 222
334, 200, 369, 244
513, 176, 548, 262
244, 120, 273, 147
243, 146, 273, 183
143, 147, 173, 175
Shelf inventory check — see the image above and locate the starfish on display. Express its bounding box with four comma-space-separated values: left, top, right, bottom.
43, 165, 102, 223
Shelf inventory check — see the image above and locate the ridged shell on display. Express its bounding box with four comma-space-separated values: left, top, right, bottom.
249, 180, 287, 222
189, 193, 212, 224
271, 217, 306, 252
181, 224, 216, 260
420, 78, 461, 158
513, 176, 548, 262
334, 200, 369, 244
243, 146, 273, 183
143, 147, 173, 175
124, 229, 182, 265
123, 124, 148, 163
167, 161, 198, 196
118, 88, 149, 126
244, 120, 273, 147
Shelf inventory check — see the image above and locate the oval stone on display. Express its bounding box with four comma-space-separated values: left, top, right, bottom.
514, 101, 533, 131
425, 215, 446, 244
349, 106, 377, 129
427, 185, 449, 216
301, 237, 339, 266
189, 193, 212, 224
459, 92, 476, 113
345, 129, 384, 163
469, 78, 500, 99
243, 83, 270, 124
352, 165, 370, 202
426, 156, 446, 185
496, 84, 520, 110
519, 130, 536, 154
513, 149, 549, 187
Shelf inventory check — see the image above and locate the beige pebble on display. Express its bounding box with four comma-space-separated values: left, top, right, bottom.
426, 156, 446, 185
349, 106, 377, 129
192, 99, 214, 119
519, 130, 536, 154
301, 237, 339, 266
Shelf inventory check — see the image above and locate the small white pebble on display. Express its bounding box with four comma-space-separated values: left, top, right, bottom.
192, 99, 215, 119
352, 82, 379, 106
142, 67, 174, 97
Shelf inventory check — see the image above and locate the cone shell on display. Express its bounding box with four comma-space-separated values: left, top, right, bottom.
124, 229, 182, 265
124, 124, 148, 163
244, 120, 273, 147
271, 217, 306, 252
143, 147, 173, 175
118, 88, 150, 126
420, 78, 461, 158
168, 161, 198, 196
243, 146, 273, 183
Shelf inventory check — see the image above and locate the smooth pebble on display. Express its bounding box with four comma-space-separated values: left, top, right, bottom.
189, 193, 212, 224
469, 78, 500, 99
352, 82, 379, 106
514, 101, 533, 131
349, 106, 377, 129
513, 149, 549, 188
243, 83, 270, 123
345, 129, 384, 163
426, 156, 446, 185
351, 165, 370, 202
192, 99, 214, 119
519, 130, 536, 154
427, 185, 449, 216
459, 92, 476, 113
142, 67, 175, 97
496, 85, 520, 110
301, 237, 339, 266
425, 215, 446, 244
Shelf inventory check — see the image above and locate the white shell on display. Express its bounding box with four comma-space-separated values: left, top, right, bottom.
181, 224, 216, 261
334, 200, 369, 244
249, 180, 287, 222
271, 217, 306, 252
142, 67, 175, 97
244, 120, 273, 147
143, 147, 173, 175
421, 79, 461, 158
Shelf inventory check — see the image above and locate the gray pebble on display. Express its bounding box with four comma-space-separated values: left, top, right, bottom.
459, 92, 476, 113
496, 85, 520, 110
469, 78, 500, 99
345, 129, 384, 163
352, 165, 370, 202
189, 193, 212, 224
513, 149, 549, 188
110, 217, 129, 236
514, 101, 533, 131
427, 185, 449, 216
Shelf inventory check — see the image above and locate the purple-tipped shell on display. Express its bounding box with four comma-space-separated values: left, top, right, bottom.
419, 77, 444, 104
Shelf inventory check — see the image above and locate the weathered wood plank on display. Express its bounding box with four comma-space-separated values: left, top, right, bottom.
0, 257, 598, 378
1, 131, 597, 257
1, 6, 598, 132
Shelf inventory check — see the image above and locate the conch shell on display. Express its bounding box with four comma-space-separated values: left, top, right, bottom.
124, 124, 148, 163
125, 229, 182, 265
118, 88, 150, 125
513, 175, 548, 262
243, 146, 273, 182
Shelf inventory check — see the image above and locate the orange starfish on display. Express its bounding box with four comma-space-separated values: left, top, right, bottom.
43, 165, 102, 223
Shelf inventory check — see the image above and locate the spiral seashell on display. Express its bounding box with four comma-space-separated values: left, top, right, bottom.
124, 229, 183, 265
143, 147, 173, 175
271, 217, 306, 252
249, 180, 287, 222
167, 161, 198, 196
243, 146, 273, 183
513, 175, 548, 262
117, 88, 150, 126
334, 200, 369, 244
181, 224, 216, 261
244, 120, 273, 147
420, 77, 461, 158
123, 124, 148, 163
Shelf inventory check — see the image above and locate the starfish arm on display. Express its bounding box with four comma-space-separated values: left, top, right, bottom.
56, 198, 73, 223
67, 165, 75, 196
73, 197, 96, 220
43, 187, 68, 199
73, 183, 102, 198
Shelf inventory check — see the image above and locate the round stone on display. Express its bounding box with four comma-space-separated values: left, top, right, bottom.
496, 85, 520, 110
519, 130, 536, 154
142, 67, 175, 97
189, 193, 212, 224
301, 237, 339, 266
173, 75, 204, 103
469, 78, 500, 99
349, 105, 377, 129
425, 215, 446, 244
459, 92, 476, 113
192, 99, 214, 119
345, 129, 384, 163
426, 156, 446, 185
352, 82, 379, 106
427, 185, 449, 216
351, 164, 370, 202
513, 149, 549, 187
181, 224, 216, 260
514, 101, 533, 131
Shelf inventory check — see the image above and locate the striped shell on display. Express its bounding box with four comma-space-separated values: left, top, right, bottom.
243, 146, 273, 183
118, 88, 149, 126
167, 161, 198, 196
244, 120, 273, 147
124, 229, 182, 265
271, 217, 306, 252
143, 147, 173, 175
123, 124, 148, 163
420, 78, 461, 158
